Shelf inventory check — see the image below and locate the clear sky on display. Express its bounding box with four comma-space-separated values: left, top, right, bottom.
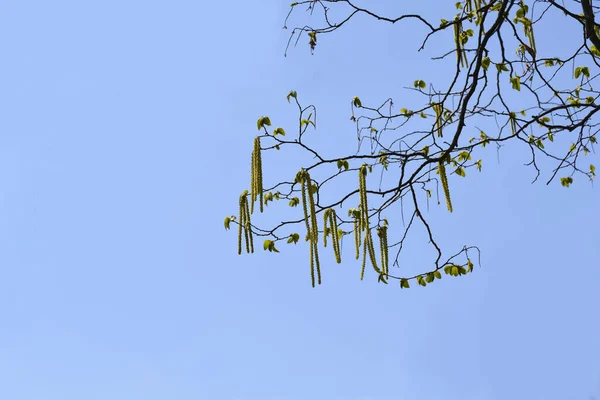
0, 1, 599, 400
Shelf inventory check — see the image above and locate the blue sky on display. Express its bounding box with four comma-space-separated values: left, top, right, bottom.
0, 1, 599, 399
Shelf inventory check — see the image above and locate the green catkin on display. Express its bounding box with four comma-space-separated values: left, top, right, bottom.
237, 193, 254, 254
238, 194, 244, 255
309, 238, 315, 287
325, 209, 341, 264
323, 209, 329, 248
359, 166, 369, 231
243, 218, 250, 254
250, 150, 255, 214
378, 226, 389, 277
510, 115, 517, 135
244, 198, 254, 253
453, 20, 468, 68
300, 170, 321, 286
254, 137, 264, 213
383, 228, 388, 277
439, 161, 453, 213
330, 210, 341, 263
250, 137, 263, 214
313, 240, 321, 285
353, 218, 361, 260
378, 228, 385, 276
301, 172, 311, 236
308, 182, 319, 244
433, 103, 443, 137
306, 174, 321, 285
360, 233, 368, 280
366, 229, 379, 274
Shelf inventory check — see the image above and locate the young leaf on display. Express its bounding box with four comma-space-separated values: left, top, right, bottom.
286, 90, 297, 102
257, 116, 272, 130
414, 79, 427, 89
287, 233, 300, 244
510, 76, 521, 91
560, 177, 573, 187
481, 56, 490, 70
496, 63, 509, 73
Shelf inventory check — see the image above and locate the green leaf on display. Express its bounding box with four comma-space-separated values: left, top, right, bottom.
257, 116, 271, 130
289, 197, 300, 207
353, 96, 362, 107
287, 233, 300, 244
414, 79, 426, 89
336, 159, 349, 171
455, 167, 466, 177
425, 273, 435, 283
378, 274, 389, 284
481, 56, 490, 70
224, 216, 231, 230
263, 239, 279, 253
417, 275, 427, 287
264, 192, 274, 205
467, 259, 474, 272
434, 270, 442, 280
457, 151, 471, 162
582, 67, 590, 77
273, 127, 286, 136
400, 279, 410, 289
510, 76, 521, 91
544, 59, 555, 67
286, 90, 297, 102
301, 119, 315, 128
560, 177, 573, 187
496, 63, 509, 73
535, 139, 544, 149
